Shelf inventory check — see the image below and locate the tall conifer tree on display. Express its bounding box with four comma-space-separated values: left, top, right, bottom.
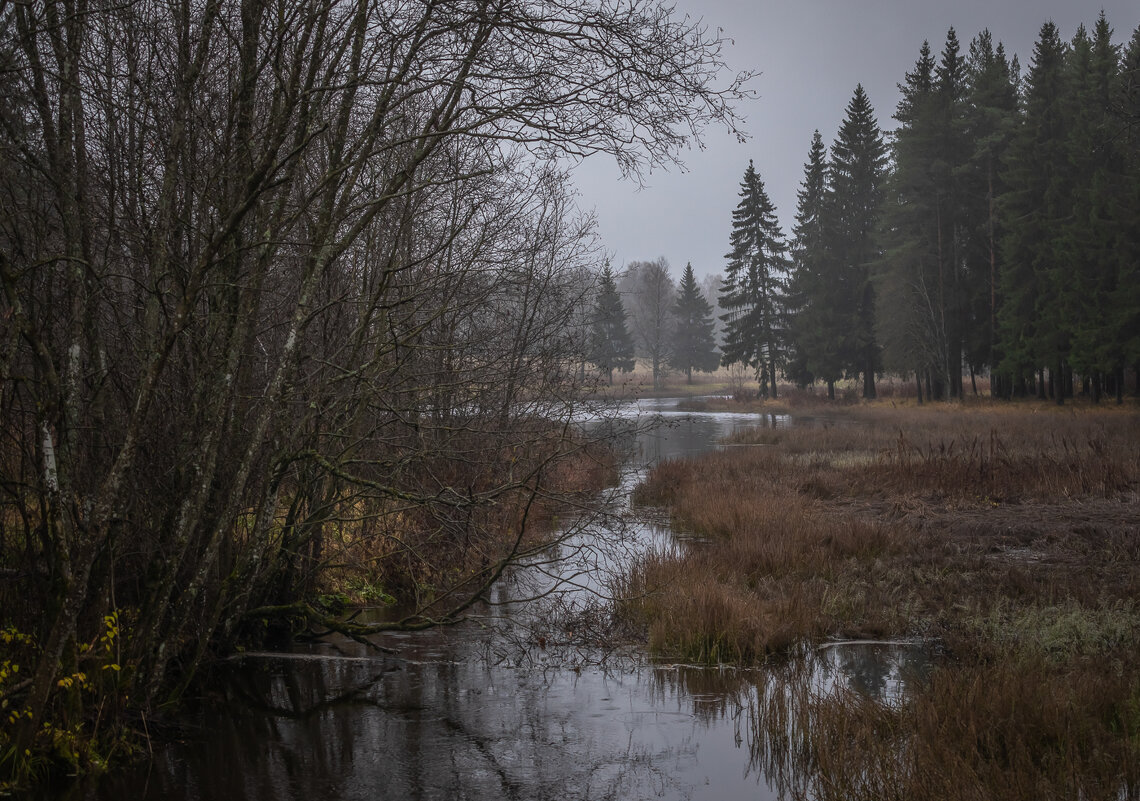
878, 30, 976, 399
588, 264, 636, 384
787, 131, 843, 397
719, 160, 789, 398
1066, 16, 1123, 401
1113, 25, 1140, 396
878, 41, 943, 397
670, 262, 720, 383
933, 28, 972, 398
828, 85, 888, 398
998, 21, 1071, 402
961, 30, 1019, 395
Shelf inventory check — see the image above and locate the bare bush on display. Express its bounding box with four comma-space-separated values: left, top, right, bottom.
0, 0, 750, 774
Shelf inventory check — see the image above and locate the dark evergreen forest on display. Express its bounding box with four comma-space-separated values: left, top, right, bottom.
721, 15, 1140, 403
684, 17, 1140, 407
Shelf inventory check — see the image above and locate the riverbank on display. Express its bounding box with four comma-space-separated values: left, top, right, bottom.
617, 403, 1140, 799
0, 419, 619, 792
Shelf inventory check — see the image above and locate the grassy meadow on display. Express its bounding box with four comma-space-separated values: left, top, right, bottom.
617, 396, 1140, 799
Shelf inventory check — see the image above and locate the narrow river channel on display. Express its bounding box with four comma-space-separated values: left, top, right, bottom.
66, 399, 928, 801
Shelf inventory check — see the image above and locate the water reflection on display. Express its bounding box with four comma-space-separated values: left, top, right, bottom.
743, 644, 935, 801
64, 399, 924, 801
80, 655, 785, 801
624, 399, 792, 467
815, 641, 931, 704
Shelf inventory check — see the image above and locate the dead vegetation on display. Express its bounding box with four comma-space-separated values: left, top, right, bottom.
617, 403, 1140, 799
746, 650, 1140, 801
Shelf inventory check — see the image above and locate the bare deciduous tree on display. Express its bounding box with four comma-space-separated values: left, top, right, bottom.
620, 258, 676, 389
0, 0, 750, 770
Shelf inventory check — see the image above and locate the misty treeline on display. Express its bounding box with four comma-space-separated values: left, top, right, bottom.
586, 258, 720, 389
872, 15, 1140, 403
794, 15, 1140, 402
0, 0, 749, 778
610, 13, 1139, 403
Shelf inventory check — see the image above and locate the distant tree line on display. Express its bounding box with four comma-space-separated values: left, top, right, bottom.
593, 13, 1140, 403
588, 259, 719, 388
793, 14, 1139, 402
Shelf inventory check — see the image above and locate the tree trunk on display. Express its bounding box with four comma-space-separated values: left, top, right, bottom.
931, 373, 945, 401
988, 162, 997, 374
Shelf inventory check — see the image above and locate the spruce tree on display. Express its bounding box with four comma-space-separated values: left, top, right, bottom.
669, 262, 720, 383
719, 160, 789, 398
1113, 25, 1140, 397
877, 30, 976, 400
933, 28, 972, 398
1066, 15, 1123, 402
828, 85, 888, 399
588, 264, 636, 384
877, 41, 943, 397
961, 30, 1019, 395
787, 130, 844, 397
998, 21, 1071, 403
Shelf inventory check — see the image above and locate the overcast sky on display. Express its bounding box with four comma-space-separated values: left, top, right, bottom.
570, 0, 1140, 282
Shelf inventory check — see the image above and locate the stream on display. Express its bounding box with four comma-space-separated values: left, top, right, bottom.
67, 398, 930, 801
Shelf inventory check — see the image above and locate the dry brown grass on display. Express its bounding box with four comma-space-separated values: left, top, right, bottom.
747, 653, 1140, 801
623, 405, 1140, 660
617, 403, 1140, 799
724, 405, 1140, 500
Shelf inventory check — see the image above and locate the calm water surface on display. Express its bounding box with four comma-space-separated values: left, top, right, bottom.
64, 399, 927, 801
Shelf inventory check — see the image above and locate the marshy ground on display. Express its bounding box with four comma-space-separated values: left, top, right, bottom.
618, 397, 1140, 800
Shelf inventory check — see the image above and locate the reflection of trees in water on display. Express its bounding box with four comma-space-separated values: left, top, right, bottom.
829, 643, 931, 703
835, 645, 892, 698
98, 657, 706, 801
88, 637, 930, 799
744, 646, 933, 801
742, 657, 817, 799
649, 665, 754, 726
